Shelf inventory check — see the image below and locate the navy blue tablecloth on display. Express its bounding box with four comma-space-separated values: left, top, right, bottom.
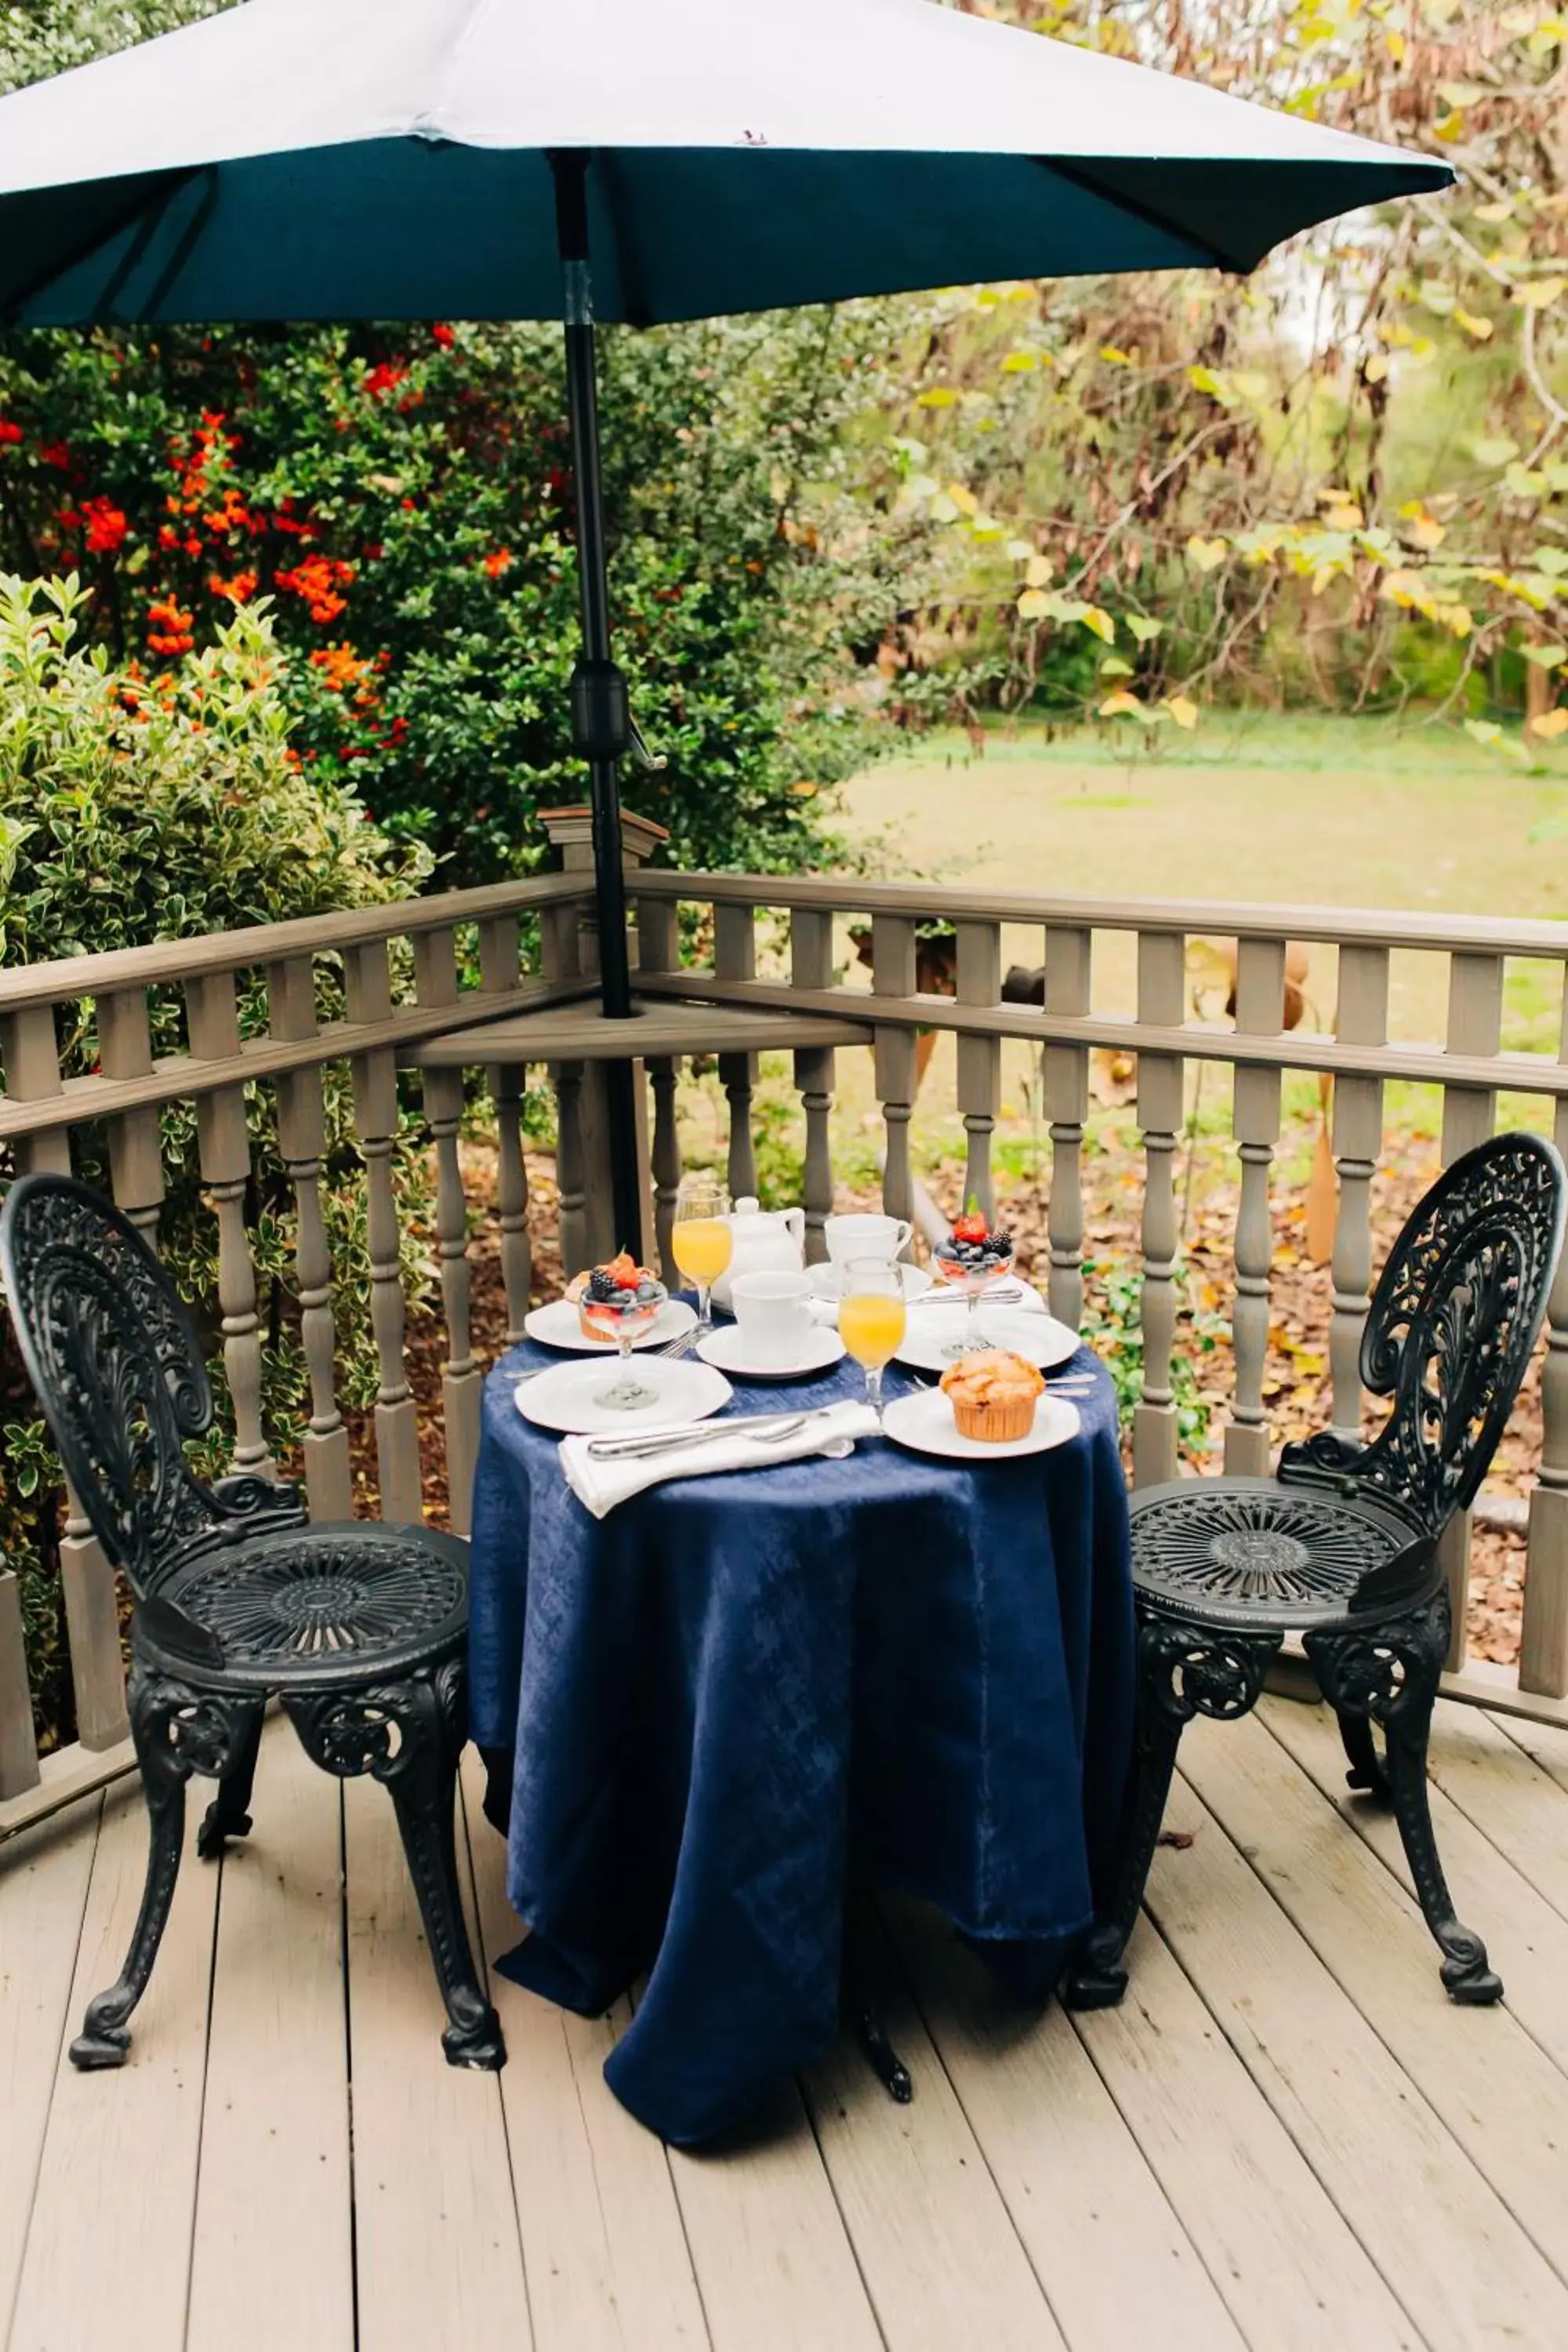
468, 1331, 1134, 2146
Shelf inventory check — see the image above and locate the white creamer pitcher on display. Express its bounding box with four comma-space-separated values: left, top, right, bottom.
711, 1195, 805, 1312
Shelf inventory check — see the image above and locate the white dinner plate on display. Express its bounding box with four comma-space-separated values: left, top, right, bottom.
516, 1353, 733, 1436
920, 1276, 1047, 1317
695, 1324, 847, 1381
807, 1261, 933, 1306
895, 1307, 1080, 1376
881, 1386, 1081, 1462
523, 1296, 697, 1354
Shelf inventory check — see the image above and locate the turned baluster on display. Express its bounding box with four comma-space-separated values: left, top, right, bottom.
1133, 931, 1185, 1488
792, 909, 837, 1265
1523, 968, 1568, 1698
344, 940, 423, 1527
416, 927, 483, 1533
1224, 938, 1285, 1479
1438, 950, 1504, 1670
476, 911, 533, 1340
717, 903, 759, 1202
956, 922, 1001, 1226
0, 1008, 88, 1792
1044, 924, 1091, 1330
555, 1063, 589, 1279
185, 971, 274, 1483
1328, 946, 1389, 1450
871, 913, 918, 1236
269, 956, 352, 1523
99, 987, 164, 1249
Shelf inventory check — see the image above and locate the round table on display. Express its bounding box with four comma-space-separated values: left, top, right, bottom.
467, 1331, 1134, 2147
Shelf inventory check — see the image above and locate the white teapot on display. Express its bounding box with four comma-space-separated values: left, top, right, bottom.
712, 1196, 805, 1312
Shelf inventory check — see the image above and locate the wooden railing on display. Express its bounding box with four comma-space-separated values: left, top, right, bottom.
0, 871, 593, 1831
4, 854, 1567, 1835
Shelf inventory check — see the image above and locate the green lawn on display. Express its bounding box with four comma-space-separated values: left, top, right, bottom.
806, 712, 1568, 1164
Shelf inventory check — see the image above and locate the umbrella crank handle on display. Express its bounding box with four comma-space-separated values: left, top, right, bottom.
626, 712, 667, 775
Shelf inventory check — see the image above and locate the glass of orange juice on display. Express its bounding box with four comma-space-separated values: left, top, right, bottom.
839, 1256, 906, 1429
671, 1175, 732, 1329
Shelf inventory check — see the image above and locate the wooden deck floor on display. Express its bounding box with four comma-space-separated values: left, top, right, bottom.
8, 1694, 1568, 2352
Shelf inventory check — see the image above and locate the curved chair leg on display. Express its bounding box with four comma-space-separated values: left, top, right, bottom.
198, 1708, 266, 1859
1336, 1708, 1391, 1802
285, 1663, 506, 2071
1308, 1593, 1501, 2005
71, 1674, 265, 2070
1065, 1618, 1280, 2010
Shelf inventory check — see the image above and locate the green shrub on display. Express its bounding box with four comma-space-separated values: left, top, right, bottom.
0, 574, 431, 1745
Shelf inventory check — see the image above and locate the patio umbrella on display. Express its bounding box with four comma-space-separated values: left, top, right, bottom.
0, 0, 1451, 1250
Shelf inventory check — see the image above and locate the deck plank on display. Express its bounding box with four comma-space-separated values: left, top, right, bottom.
1261, 1696, 1568, 2084
801, 1913, 1066, 2352
1420, 1699, 1568, 1926
462, 1757, 710, 2352
1072, 1915, 1417, 2351
1490, 1705, 1568, 1799
186, 1722, 354, 2352
343, 1770, 532, 2352
0, 1793, 101, 2344
883, 1893, 1247, 2352
8, 1776, 220, 2352
1165, 1726, 1568, 2348
1188, 1708, 1568, 2286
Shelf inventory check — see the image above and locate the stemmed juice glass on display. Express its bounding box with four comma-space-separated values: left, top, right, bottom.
838, 1256, 906, 1429
670, 1176, 732, 1330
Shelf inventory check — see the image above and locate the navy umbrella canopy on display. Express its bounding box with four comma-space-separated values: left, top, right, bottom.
0, 0, 1451, 1243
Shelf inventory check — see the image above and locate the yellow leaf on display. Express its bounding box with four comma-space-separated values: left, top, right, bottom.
1454, 307, 1495, 340
1473, 199, 1514, 223
1080, 605, 1116, 644
1185, 534, 1227, 573
946, 480, 979, 516
1530, 708, 1568, 739
1127, 614, 1164, 644
1164, 695, 1200, 730
1406, 511, 1446, 550
1523, 644, 1566, 670
1384, 27, 1406, 60
1324, 500, 1365, 528
1097, 690, 1142, 718
1363, 353, 1389, 383
1025, 553, 1054, 587
916, 387, 957, 407
1016, 589, 1052, 620
1514, 277, 1566, 310
1187, 363, 1236, 405
1099, 344, 1135, 366
1000, 350, 1037, 373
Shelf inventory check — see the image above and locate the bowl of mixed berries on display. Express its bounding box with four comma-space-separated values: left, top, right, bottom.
568, 1251, 668, 1349
933, 1206, 1015, 1294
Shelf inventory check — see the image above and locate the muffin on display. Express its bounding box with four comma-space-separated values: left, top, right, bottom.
939, 1348, 1044, 1443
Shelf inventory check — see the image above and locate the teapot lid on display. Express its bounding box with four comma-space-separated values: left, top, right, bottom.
734, 1196, 760, 1215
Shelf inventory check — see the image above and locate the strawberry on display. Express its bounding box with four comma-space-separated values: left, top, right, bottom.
604, 1250, 638, 1288
952, 1210, 989, 1246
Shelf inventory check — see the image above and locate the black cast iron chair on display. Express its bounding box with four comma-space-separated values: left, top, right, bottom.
1067, 1130, 1565, 2014
0, 1174, 504, 2074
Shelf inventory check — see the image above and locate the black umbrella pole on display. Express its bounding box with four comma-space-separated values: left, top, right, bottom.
554, 151, 644, 1259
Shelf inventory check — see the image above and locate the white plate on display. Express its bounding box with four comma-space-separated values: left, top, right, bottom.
808, 1261, 933, 1306
695, 1324, 847, 1381
523, 1297, 697, 1354
895, 1308, 1080, 1377
516, 1354, 733, 1436
881, 1386, 1081, 1462
920, 1277, 1047, 1318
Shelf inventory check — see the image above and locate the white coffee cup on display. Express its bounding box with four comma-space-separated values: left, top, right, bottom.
730, 1271, 830, 1367
823, 1212, 913, 1268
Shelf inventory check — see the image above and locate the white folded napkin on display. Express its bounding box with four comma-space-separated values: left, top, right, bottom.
561, 1401, 879, 1519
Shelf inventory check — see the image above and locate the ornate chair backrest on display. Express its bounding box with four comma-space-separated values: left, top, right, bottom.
1351, 1132, 1565, 1535
0, 1174, 223, 1595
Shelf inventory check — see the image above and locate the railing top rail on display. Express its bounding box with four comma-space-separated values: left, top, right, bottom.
0, 873, 590, 1017
635, 870, 1568, 961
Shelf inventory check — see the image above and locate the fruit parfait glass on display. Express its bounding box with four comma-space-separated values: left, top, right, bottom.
577, 1252, 669, 1410
931, 1207, 1016, 1359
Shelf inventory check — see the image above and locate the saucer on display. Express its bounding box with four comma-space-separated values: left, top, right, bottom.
881, 1387, 1080, 1461
524, 1297, 697, 1353
695, 1324, 847, 1381
516, 1353, 731, 1436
